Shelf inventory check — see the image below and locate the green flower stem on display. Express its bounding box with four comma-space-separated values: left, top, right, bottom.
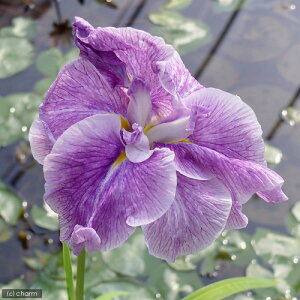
76, 248, 86, 300
62, 243, 75, 300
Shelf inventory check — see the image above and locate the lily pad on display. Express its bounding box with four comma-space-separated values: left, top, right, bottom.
150, 11, 212, 54
0, 37, 34, 79
0, 217, 13, 242
264, 143, 282, 165
281, 107, 300, 126
0, 17, 37, 39
0, 93, 41, 146
213, 0, 249, 12
102, 232, 146, 277
164, 0, 192, 10
31, 204, 59, 231
253, 228, 300, 262
0, 181, 22, 225
23, 250, 52, 271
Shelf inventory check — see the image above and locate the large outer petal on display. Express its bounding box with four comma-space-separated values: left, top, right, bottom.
88, 148, 177, 251
143, 174, 232, 262
184, 88, 266, 164
164, 143, 287, 229
43, 114, 123, 243
40, 58, 129, 141
73, 18, 202, 119
29, 117, 55, 164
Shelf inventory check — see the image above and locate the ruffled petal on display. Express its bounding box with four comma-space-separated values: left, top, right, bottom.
88, 148, 177, 251
40, 58, 129, 140
43, 114, 123, 244
29, 117, 55, 165
164, 143, 287, 229
166, 143, 287, 204
143, 174, 232, 261
73, 17, 129, 87
68, 225, 101, 255
73, 18, 201, 120
184, 88, 266, 164
123, 124, 153, 163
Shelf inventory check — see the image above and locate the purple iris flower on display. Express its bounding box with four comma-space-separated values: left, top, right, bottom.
29, 17, 287, 262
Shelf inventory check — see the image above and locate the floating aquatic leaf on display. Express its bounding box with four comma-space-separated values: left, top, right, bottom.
31, 204, 59, 231
149, 11, 212, 54
168, 255, 197, 271
0, 93, 41, 146
0, 17, 37, 39
281, 107, 300, 126
102, 232, 146, 277
213, 0, 248, 12
0, 278, 26, 289
0, 218, 13, 242
0, 37, 34, 79
36, 48, 64, 77
253, 228, 300, 261
0, 181, 22, 226
164, 0, 193, 10
95, 291, 131, 300
264, 143, 283, 165
23, 250, 52, 271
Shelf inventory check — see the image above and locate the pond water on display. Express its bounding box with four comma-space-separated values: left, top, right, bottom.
0, 0, 300, 299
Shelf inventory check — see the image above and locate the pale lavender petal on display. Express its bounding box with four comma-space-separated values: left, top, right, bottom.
184, 88, 266, 164
29, 117, 55, 165
43, 114, 123, 244
143, 174, 232, 262
68, 225, 101, 255
157, 51, 203, 98
88, 148, 177, 251
40, 58, 129, 140
147, 116, 193, 144
225, 202, 248, 230
73, 18, 200, 120
127, 79, 152, 127
164, 143, 287, 230
166, 143, 287, 205
123, 124, 153, 163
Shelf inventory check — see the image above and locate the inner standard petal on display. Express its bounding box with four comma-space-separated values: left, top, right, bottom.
146, 116, 193, 144
122, 124, 153, 163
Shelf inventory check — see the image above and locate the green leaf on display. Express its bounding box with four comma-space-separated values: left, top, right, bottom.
36, 48, 64, 77
0, 17, 37, 39
281, 107, 300, 126
253, 228, 300, 261
182, 277, 277, 300
149, 11, 212, 54
23, 250, 52, 270
102, 232, 146, 277
0, 93, 41, 146
264, 143, 282, 165
0, 37, 34, 79
168, 255, 197, 271
0, 217, 13, 242
0, 181, 22, 225
95, 291, 131, 300
0, 278, 26, 289
292, 202, 300, 222
164, 0, 192, 10
31, 204, 59, 231
213, 0, 247, 12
